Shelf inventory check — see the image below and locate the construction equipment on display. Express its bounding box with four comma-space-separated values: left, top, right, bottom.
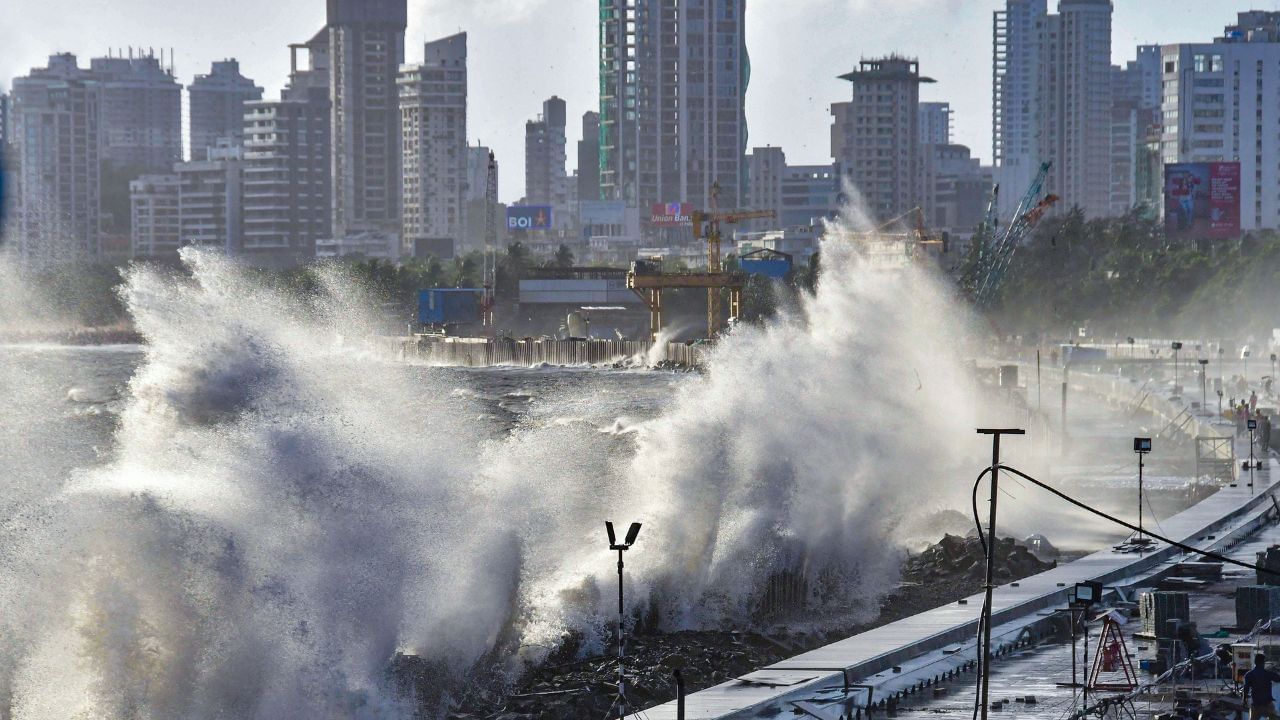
691, 183, 776, 336
963, 161, 1060, 307
481, 151, 498, 335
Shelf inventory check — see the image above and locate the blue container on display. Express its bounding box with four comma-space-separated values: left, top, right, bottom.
418, 289, 482, 325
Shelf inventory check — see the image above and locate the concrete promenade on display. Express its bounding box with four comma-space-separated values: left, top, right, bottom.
645, 367, 1278, 720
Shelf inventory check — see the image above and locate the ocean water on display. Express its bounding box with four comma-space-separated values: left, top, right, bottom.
0, 234, 1198, 718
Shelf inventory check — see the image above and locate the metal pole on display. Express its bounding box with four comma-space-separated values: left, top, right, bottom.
1071, 606, 1078, 688
1138, 453, 1145, 549
674, 669, 685, 720
976, 429, 1024, 720
982, 434, 999, 720
617, 547, 626, 719
1061, 366, 1069, 456
1082, 618, 1089, 709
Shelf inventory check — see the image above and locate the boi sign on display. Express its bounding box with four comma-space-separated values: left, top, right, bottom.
507, 206, 554, 231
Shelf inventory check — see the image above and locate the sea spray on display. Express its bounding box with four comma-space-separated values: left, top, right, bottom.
0, 217, 992, 716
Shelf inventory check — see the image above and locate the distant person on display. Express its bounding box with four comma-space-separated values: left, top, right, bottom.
1252, 391, 1260, 413
1261, 411, 1272, 455
1244, 653, 1280, 720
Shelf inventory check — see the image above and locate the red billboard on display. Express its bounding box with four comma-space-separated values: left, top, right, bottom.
649, 202, 693, 227
1164, 162, 1240, 239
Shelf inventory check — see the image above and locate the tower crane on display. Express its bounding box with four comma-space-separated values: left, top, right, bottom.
963, 161, 1060, 307
691, 183, 776, 335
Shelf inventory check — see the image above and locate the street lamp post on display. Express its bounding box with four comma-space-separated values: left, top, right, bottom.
605, 521, 643, 720
1172, 341, 1183, 395
1133, 438, 1153, 550
1199, 359, 1210, 413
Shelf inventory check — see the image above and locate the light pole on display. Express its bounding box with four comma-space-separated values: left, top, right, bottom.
1248, 419, 1259, 490
1199, 359, 1210, 414
1133, 438, 1153, 550
1172, 341, 1183, 395
976, 428, 1025, 720
605, 521, 642, 720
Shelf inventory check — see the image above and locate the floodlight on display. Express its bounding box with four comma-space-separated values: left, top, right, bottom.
1250, 419, 1258, 431
1071, 581, 1102, 606
1172, 341, 1183, 351
1134, 437, 1152, 454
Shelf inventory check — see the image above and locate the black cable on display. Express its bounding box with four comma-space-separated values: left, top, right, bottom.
990, 463, 1280, 577
967, 462, 1280, 720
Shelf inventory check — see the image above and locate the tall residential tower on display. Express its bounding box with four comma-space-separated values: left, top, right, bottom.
189, 59, 263, 160
327, 0, 407, 243
398, 32, 468, 258
599, 0, 750, 215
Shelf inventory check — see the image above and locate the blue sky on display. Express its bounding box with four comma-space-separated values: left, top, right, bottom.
1, 0, 1275, 202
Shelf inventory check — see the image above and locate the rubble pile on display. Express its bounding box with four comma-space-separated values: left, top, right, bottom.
440, 534, 1056, 719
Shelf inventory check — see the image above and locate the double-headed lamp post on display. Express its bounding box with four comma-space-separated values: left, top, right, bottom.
605, 521, 642, 720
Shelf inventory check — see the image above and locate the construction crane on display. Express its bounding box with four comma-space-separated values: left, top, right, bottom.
691, 183, 776, 336
964, 161, 1060, 307
482, 151, 498, 335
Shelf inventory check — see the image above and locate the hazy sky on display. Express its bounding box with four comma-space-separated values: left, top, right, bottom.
2, 0, 1276, 203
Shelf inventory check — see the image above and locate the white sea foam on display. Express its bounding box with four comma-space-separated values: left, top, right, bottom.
0, 207, 994, 716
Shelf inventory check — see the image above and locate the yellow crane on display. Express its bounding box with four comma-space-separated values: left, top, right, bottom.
691, 183, 777, 336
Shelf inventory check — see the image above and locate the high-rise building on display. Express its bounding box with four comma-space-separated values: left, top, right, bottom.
466, 144, 493, 203
1159, 11, 1280, 231
922, 143, 993, 235
398, 32, 467, 258
831, 57, 933, 223
781, 164, 840, 229
746, 146, 785, 231
992, 0, 1113, 218
1108, 46, 1163, 217
129, 173, 180, 259
462, 144, 495, 253
577, 111, 600, 203
599, 0, 749, 216
89, 54, 182, 173
241, 31, 332, 268
0, 92, 10, 149
328, 0, 407, 242
525, 96, 567, 206
176, 139, 243, 253
189, 59, 264, 161
11, 54, 102, 266
920, 102, 953, 146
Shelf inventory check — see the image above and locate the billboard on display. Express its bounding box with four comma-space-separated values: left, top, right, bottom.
649, 202, 693, 227
1164, 162, 1240, 239
507, 205, 553, 232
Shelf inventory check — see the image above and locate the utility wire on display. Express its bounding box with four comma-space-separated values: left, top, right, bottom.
972, 464, 1280, 577
968, 462, 1280, 720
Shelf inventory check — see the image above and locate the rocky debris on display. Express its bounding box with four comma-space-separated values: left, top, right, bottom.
439, 534, 1056, 719
904, 534, 1054, 584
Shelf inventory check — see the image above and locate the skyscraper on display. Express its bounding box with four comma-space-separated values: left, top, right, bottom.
89, 53, 182, 173
398, 32, 467, 258
328, 0, 407, 242
992, 0, 1113, 218
189, 59, 264, 160
11, 54, 102, 266
831, 57, 933, 223
599, 0, 749, 216
920, 102, 953, 146
1159, 11, 1280, 231
241, 30, 331, 267
176, 139, 243, 254
129, 173, 180, 259
524, 96, 567, 207
577, 111, 600, 203
746, 146, 785, 231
